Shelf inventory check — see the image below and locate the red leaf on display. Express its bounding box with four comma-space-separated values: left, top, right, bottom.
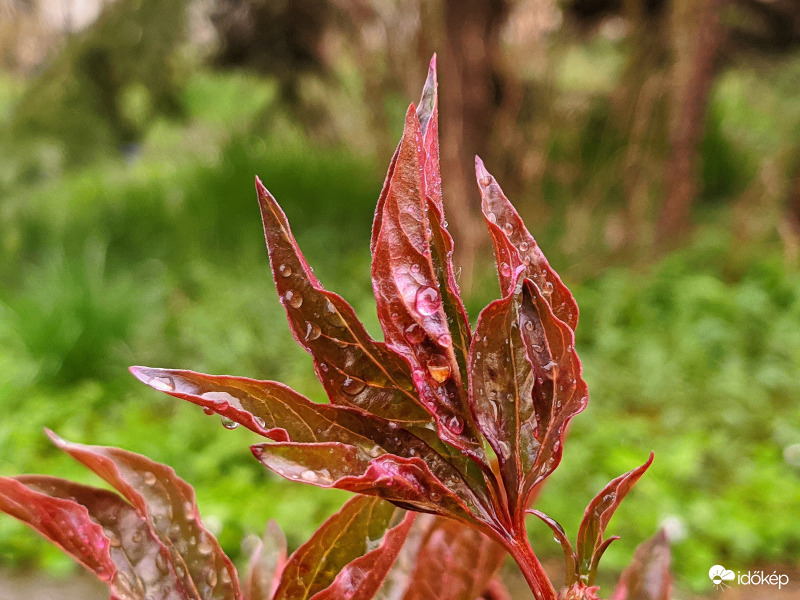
272, 496, 413, 600
47, 430, 241, 600
131, 367, 485, 521
576, 454, 654, 584
0, 477, 117, 586
470, 277, 589, 516
527, 509, 577, 587
371, 104, 483, 458
242, 520, 287, 600
251, 443, 479, 522
609, 530, 672, 600
475, 158, 578, 331
415, 56, 472, 388
8, 475, 187, 600
377, 514, 505, 600
256, 178, 431, 427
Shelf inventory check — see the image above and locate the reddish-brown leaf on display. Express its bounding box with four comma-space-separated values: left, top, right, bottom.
576, 454, 654, 585
251, 443, 479, 522
609, 530, 672, 600
256, 178, 431, 427
475, 158, 578, 331
470, 278, 588, 517
9, 475, 188, 600
130, 367, 484, 521
272, 496, 413, 600
0, 477, 118, 588
380, 515, 505, 600
527, 509, 577, 587
47, 430, 241, 600
415, 56, 471, 386
371, 104, 483, 458
242, 520, 287, 600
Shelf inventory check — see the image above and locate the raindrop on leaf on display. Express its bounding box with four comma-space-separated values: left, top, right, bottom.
426, 355, 451, 383
221, 416, 239, 430
341, 377, 366, 396
415, 286, 441, 316
403, 323, 426, 344
278, 264, 292, 277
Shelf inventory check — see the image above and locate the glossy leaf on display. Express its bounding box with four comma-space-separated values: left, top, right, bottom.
415, 56, 472, 386
47, 430, 241, 600
0, 477, 118, 588
576, 454, 654, 584
527, 509, 576, 587
610, 530, 672, 600
252, 442, 478, 522
476, 157, 578, 331
256, 177, 431, 427
243, 520, 287, 600
371, 104, 482, 457
397, 515, 506, 600
470, 277, 588, 517
272, 496, 414, 600
130, 367, 484, 520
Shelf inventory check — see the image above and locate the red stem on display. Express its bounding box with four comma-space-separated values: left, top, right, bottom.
506, 533, 559, 600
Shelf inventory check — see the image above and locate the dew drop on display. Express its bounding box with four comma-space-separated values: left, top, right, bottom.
437, 333, 452, 347
499, 262, 512, 277
305, 322, 321, 341
488, 400, 499, 420
415, 286, 441, 316
198, 539, 214, 556
403, 323, 426, 344
446, 415, 464, 434
320, 363, 328, 372
332, 337, 348, 348
149, 376, 174, 392
284, 290, 303, 308
341, 377, 366, 396
221, 569, 232, 585
542, 281, 554, 296
524, 321, 534, 331
410, 263, 421, 274
542, 361, 557, 371
205, 567, 218, 587
254, 416, 266, 429
503, 222, 514, 235
426, 355, 451, 383
388, 421, 399, 430
278, 264, 292, 277
155, 552, 168, 573
301, 470, 319, 482
487, 212, 497, 224
479, 176, 492, 186
325, 300, 336, 314
203, 407, 214, 415
221, 416, 239, 430
430, 490, 441, 501
519, 241, 529, 252
143, 472, 156, 486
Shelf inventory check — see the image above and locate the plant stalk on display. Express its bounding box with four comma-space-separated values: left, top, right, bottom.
507, 534, 559, 600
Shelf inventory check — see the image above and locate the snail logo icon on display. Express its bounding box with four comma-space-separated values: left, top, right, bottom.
709, 565, 735, 589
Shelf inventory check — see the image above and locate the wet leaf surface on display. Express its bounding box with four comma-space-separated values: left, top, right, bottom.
272, 496, 413, 600
47, 430, 241, 600
476, 158, 578, 331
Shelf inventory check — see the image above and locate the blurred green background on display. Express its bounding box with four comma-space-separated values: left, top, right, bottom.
1, 0, 799, 596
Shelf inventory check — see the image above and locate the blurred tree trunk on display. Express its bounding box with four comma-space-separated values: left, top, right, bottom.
440, 0, 508, 286
656, 0, 726, 243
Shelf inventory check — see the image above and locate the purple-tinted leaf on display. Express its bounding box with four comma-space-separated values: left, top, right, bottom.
392, 515, 506, 600
243, 520, 287, 600
470, 278, 588, 516
527, 509, 576, 586
415, 56, 472, 387
256, 178, 431, 427
475, 157, 578, 331
130, 367, 484, 520
47, 430, 241, 600
371, 104, 483, 458
252, 443, 479, 522
610, 530, 672, 600
272, 496, 413, 600
11, 475, 187, 600
576, 454, 654, 584
0, 477, 117, 586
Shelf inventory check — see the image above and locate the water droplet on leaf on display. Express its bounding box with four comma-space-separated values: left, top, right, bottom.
301, 470, 318, 482
278, 264, 292, 277
284, 290, 303, 308
221, 416, 239, 430
503, 222, 513, 235
305, 322, 321, 341
415, 286, 441, 316
410, 263, 421, 274
426, 355, 451, 383
143, 472, 156, 486
341, 377, 366, 396
499, 262, 512, 277
487, 212, 497, 223
198, 539, 213, 556
403, 323, 426, 344
149, 376, 175, 392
